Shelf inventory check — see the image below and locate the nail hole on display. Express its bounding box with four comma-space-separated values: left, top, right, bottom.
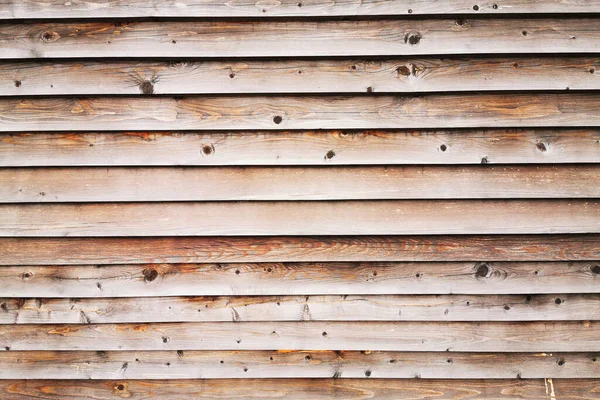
504, 305, 510, 310
235, 269, 241, 275
202, 144, 214, 155
322, 331, 327, 337
325, 150, 336, 159
472, 5, 479, 10
14, 80, 21, 87
557, 359, 565, 366
522, 30, 528, 36
366, 86, 373, 93
590, 68, 596, 74
273, 115, 283, 124
555, 298, 562, 305
171, 40, 177, 44
408, 8, 413, 13
492, 4, 498, 9
365, 370, 372, 377
305, 355, 311, 360
440, 144, 447, 152
117, 384, 125, 391
229, 73, 235, 79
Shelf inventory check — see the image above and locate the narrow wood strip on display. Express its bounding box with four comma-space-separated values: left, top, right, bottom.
3, 94, 600, 132
2, 200, 598, 237
2, 262, 599, 298
2, 0, 600, 19
2, 129, 598, 166
3, 166, 598, 203
1, 294, 599, 323
1, 321, 599, 351
0, 235, 597, 265
0, 379, 593, 400
2, 19, 600, 59
3, 57, 600, 96
0, 351, 597, 379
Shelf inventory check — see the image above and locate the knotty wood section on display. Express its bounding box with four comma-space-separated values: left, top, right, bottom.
1, 379, 595, 399
3, 94, 600, 131
2, 0, 599, 18
1, 235, 597, 265
1, 294, 599, 323
2, 129, 598, 166
2, 19, 600, 58
0, 351, 597, 379
3, 57, 600, 96
3, 166, 598, 202
2, 262, 599, 298
2, 321, 599, 351
2, 200, 598, 236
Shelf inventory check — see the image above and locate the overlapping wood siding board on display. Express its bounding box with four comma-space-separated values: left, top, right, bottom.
0, 1, 599, 399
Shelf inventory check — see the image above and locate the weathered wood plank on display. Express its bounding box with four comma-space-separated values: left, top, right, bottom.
1, 200, 598, 237
1, 235, 597, 265
3, 57, 600, 96
2, 0, 600, 18
2, 129, 598, 166
3, 94, 600, 132
1, 321, 599, 351
2, 262, 599, 298
1, 294, 599, 323
0, 351, 597, 379
0, 378, 593, 400
2, 19, 600, 59
3, 166, 598, 203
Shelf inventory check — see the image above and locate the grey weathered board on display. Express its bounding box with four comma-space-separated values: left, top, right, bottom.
2, 0, 600, 18
3, 94, 600, 132
2, 57, 599, 96
2, 19, 600, 58
2, 166, 598, 202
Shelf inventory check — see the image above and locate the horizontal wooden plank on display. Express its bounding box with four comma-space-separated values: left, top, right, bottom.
1, 321, 599, 351
3, 0, 600, 19
3, 166, 598, 203
1, 235, 597, 265
3, 94, 600, 132
2, 262, 599, 298
0, 351, 597, 379
2, 200, 598, 236
2, 19, 600, 59
1, 293, 599, 323
3, 57, 600, 96
1, 378, 595, 400
2, 129, 598, 166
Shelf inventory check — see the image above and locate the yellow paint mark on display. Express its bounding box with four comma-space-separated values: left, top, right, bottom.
534, 353, 553, 357
544, 378, 556, 400
132, 325, 147, 332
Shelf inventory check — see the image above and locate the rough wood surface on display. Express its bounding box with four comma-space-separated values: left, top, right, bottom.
1, 294, 599, 323
3, 57, 600, 96
1, 235, 597, 265
3, 165, 598, 202
3, 94, 600, 132
2, 200, 597, 237
2, 0, 600, 18
1, 378, 595, 399
0, 351, 597, 379
2, 19, 600, 59
2, 262, 599, 298
2, 129, 598, 166
1, 321, 599, 351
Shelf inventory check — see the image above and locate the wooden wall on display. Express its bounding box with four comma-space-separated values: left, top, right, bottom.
1, 1, 600, 399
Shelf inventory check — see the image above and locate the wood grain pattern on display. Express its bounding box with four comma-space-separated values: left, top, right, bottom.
0, 351, 597, 379
3, 94, 600, 132
3, 57, 600, 96
1, 235, 597, 265
2, 0, 600, 18
2, 129, 598, 166
1, 294, 599, 323
2, 321, 599, 351
3, 165, 598, 202
1, 378, 595, 399
2, 19, 600, 59
2, 262, 599, 298
2, 200, 598, 237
